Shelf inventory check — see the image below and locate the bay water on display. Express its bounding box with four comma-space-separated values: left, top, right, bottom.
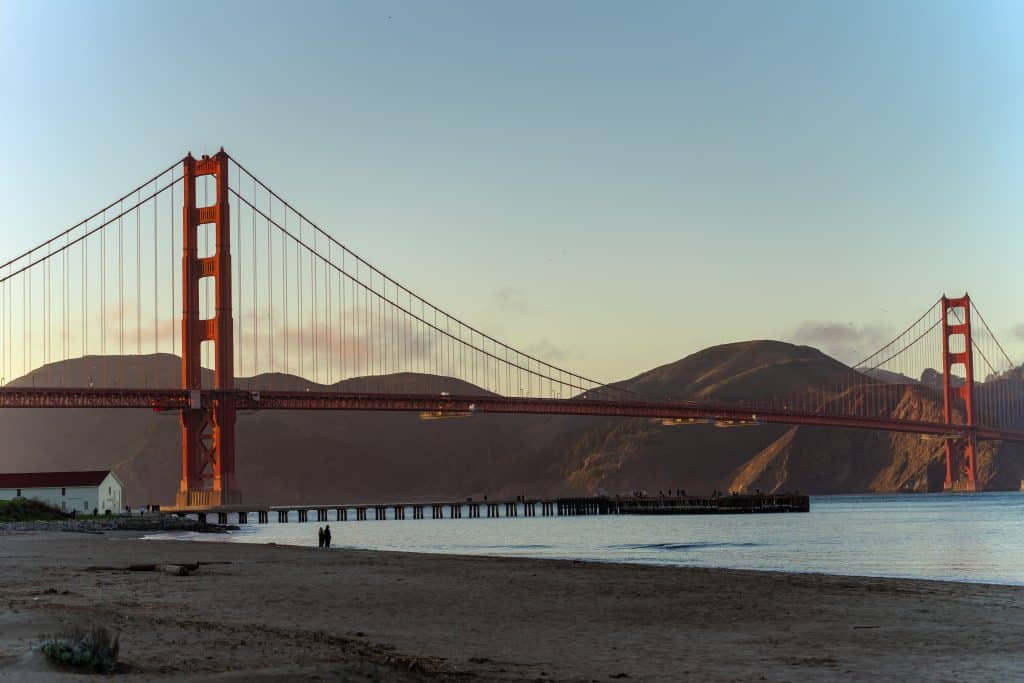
147, 492, 1024, 586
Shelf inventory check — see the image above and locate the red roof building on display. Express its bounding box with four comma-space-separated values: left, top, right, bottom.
0, 470, 112, 489
0, 470, 123, 514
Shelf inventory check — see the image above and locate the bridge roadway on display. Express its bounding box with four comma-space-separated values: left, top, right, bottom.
163, 493, 811, 523
0, 387, 1020, 442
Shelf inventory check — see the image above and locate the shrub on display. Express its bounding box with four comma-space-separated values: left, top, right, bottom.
40, 626, 120, 674
0, 498, 68, 522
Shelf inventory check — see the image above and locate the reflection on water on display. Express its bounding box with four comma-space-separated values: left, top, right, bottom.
147, 492, 1024, 586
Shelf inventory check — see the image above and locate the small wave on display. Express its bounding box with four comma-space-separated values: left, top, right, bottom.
609, 542, 761, 551
446, 543, 554, 550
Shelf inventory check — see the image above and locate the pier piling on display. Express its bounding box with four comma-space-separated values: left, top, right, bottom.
166, 494, 809, 528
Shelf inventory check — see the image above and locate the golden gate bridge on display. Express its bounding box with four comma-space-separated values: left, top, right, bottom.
1, 150, 1021, 505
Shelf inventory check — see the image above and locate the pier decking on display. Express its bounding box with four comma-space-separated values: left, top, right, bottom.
164, 493, 809, 524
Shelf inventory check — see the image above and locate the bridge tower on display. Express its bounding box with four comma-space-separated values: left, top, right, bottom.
176, 150, 240, 507
941, 294, 977, 492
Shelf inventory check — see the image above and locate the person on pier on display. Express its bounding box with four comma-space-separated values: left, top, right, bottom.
323, 525, 332, 549
318, 527, 324, 548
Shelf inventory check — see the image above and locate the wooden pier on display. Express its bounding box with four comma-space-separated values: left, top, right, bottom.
164, 493, 809, 524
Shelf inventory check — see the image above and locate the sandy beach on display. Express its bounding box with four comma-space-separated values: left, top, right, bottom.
1, 531, 1022, 682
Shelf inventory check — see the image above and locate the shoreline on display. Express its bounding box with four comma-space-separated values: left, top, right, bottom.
24, 524, 1024, 590
2, 531, 1023, 681
146, 530, 1024, 589
0, 516, 236, 534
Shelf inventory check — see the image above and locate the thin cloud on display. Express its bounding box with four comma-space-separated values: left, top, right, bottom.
788, 321, 890, 365
493, 287, 527, 314
525, 339, 574, 365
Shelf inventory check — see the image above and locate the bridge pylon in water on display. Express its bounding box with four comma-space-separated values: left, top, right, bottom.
176, 150, 240, 507
941, 294, 978, 492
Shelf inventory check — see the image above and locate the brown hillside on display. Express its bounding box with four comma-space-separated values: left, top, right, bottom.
553, 341, 868, 496
728, 383, 1024, 493
2, 343, 1023, 505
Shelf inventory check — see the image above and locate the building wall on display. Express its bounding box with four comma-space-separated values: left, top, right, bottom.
98, 473, 122, 513
0, 485, 100, 513
1, 475, 123, 514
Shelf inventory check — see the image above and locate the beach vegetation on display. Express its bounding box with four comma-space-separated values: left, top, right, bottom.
40, 626, 120, 674
0, 498, 68, 522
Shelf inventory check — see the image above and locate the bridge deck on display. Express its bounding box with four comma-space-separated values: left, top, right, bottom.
0, 388, 1018, 442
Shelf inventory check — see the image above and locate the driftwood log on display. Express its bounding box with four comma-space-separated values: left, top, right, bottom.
86, 561, 231, 575
127, 563, 199, 575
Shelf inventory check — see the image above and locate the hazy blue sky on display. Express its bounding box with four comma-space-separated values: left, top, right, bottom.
2, 1, 1022, 381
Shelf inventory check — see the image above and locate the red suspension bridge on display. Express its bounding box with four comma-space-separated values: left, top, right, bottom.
1, 150, 1021, 504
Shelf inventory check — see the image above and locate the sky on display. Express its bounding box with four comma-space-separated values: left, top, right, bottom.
2, 0, 1023, 383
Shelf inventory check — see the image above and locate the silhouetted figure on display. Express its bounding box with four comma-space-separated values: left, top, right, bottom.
318, 527, 324, 548
323, 525, 332, 549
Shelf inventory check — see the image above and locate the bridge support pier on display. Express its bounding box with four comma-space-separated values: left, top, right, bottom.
941, 295, 979, 492
176, 151, 241, 507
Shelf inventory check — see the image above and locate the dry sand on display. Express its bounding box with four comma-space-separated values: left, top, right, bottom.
1, 531, 1022, 682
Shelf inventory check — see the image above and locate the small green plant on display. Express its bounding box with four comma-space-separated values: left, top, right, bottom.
0, 498, 68, 522
40, 626, 120, 674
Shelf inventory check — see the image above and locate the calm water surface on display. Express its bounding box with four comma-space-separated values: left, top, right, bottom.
148, 492, 1024, 586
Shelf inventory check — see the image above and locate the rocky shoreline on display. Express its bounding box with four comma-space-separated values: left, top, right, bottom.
0, 515, 237, 534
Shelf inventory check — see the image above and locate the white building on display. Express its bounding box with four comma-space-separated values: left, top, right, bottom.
0, 470, 123, 514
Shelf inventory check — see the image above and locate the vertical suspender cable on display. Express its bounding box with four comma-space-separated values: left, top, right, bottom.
22, 271, 26, 379
136, 190, 141, 355
326, 249, 332, 382
119, 201, 124, 359
267, 181, 274, 375
282, 214, 288, 376
101, 209, 106, 357
153, 180, 158, 355
44, 246, 50, 369
343, 254, 349, 379
82, 229, 86, 360
252, 188, 259, 379
236, 171, 244, 376
312, 231, 318, 383
170, 177, 176, 358
63, 237, 68, 376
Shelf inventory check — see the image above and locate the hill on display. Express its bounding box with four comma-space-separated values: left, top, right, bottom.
2, 343, 1023, 505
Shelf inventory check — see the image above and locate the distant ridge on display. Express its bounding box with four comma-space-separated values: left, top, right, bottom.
2, 341, 1023, 505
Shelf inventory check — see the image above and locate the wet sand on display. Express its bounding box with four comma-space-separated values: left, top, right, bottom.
1, 531, 1022, 681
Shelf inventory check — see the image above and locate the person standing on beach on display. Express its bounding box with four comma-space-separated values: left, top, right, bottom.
323, 525, 331, 549
318, 527, 324, 548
